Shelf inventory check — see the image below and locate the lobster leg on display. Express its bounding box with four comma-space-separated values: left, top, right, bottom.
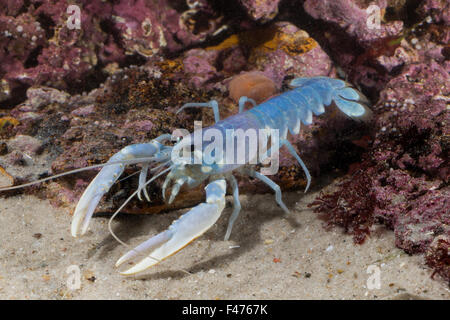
137, 163, 151, 202
224, 175, 241, 241
176, 100, 220, 123
247, 169, 290, 214
280, 139, 311, 192
257, 138, 310, 193
238, 96, 257, 113
71, 135, 171, 237
116, 179, 227, 275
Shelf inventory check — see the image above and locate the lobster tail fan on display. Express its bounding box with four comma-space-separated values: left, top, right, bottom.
334, 86, 372, 122
289, 76, 372, 122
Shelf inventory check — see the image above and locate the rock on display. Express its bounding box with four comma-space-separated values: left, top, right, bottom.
310, 60, 449, 278
0, 0, 447, 285
191, 21, 334, 89
6, 150, 27, 166
70, 104, 96, 117
112, 0, 222, 57
7, 135, 44, 155
246, 22, 334, 88
182, 49, 220, 90
303, 0, 403, 46
238, 0, 281, 22
395, 190, 449, 254
0, 0, 227, 107
26, 87, 70, 110
419, 0, 450, 25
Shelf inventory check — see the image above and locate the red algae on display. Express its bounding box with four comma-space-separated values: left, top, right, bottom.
426, 237, 450, 285
309, 160, 378, 244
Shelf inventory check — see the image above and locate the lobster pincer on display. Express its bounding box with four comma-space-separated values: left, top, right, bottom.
115, 178, 227, 275
71, 134, 172, 237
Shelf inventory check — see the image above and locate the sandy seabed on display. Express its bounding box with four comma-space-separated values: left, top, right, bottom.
0, 184, 449, 300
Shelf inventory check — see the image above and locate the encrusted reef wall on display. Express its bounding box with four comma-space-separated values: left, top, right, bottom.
0, 0, 448, 283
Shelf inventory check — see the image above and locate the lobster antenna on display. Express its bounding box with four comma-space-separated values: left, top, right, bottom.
118, 170, 140, 182
107, 166, 172, 248
0, 157, 159, 191
150, 160, 171, 173
117, 160, 171, 183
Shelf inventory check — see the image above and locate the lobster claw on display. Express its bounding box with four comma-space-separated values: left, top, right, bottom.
71, 139, 171, 237
71, 161, 126, 237
116, 179, 227, 275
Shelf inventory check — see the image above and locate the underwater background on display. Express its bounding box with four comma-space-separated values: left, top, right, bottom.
0, 0, 448, 297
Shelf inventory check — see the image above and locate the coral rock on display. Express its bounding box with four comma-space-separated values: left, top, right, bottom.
303, 0, 404, 46
7, 134, 44, 156
238, 0, 281, 22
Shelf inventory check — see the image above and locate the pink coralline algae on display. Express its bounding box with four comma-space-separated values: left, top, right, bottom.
305, 0, 449, 284
238, 0, 281, 22
311, 60, 449, 283
182, 22, 334, 91
26, 86, 70, 110
419, 0, 450, 25
0, 11, 46, 104
303, 0, 404, 46
0, 0, 225, 107
426, 237, 450, 285
247, 22, 334, 88
112, 0, 222, 57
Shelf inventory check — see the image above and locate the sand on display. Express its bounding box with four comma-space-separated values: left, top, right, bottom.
0, 182, 449, 300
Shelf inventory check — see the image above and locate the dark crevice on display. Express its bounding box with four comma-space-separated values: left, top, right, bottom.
167, 0, 189, 13
36, 13, 55, 39
389, 63, 405, 77
15, 0, 31, 16
121, 54, 148, 68
387, 0, 423, 27
63, 65, 109, 96
209, 0, 248, 22
99, 18, 124, 50
403, 0, 423, 27
24, 45, 42, 68
187, 10, 216, 35
0, 83, 29, 109
164, 1, 252, 59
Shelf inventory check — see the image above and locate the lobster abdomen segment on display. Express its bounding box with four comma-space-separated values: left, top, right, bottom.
188, 77, 370, 174
247, 76, 370, 138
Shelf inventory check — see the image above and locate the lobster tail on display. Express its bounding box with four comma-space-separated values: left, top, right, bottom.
247, 77, 371, 139
289, 77, 371, 121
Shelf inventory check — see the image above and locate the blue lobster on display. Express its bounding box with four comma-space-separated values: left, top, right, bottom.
1, 76, 371, 275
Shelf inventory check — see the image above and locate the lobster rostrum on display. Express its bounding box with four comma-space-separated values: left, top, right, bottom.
1, 77, 371, 275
